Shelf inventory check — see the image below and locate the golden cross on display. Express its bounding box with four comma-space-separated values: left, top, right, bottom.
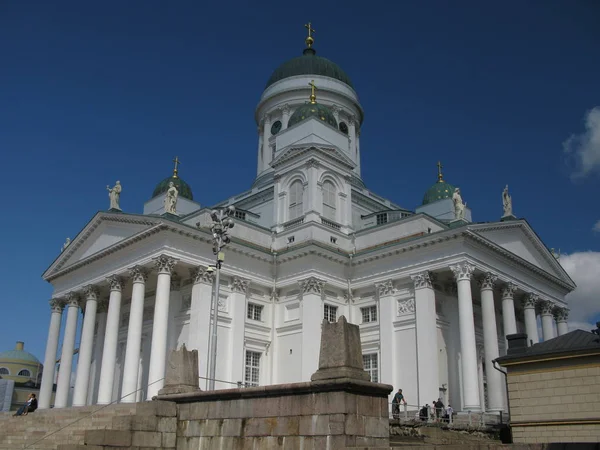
437, 161, 444, 182
305, 22, 315, 38
173, 156, 181, 178
309, 80, 317, 104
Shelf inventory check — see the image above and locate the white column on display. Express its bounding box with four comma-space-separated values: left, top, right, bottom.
376, 281, 396, 395
256, 125, 263, 174
348, 115, 356, 156
479, 273, 504, 412
88, 301, 107, 405
121, 266, 148, 402
523, 293, 540, 345
230, 277, 248, 385
281, 104, 290, 129
262, 114, 272, 167
411, 272, 439, 407
73, 286, 99, 406
39, 299, 64, 409
450, 262, 481, 411
188, 266, 215, 389
55, 293, 80, 408
540, 300, 556, 341
501, 283, 517, 343
356, 128, 361, 175
97, 275, 123, 404
147, 255, 177, 399
555, 308, 569, 336
299, 277, 324, 380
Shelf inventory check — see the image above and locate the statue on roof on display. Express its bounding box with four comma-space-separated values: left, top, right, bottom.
453, 188, 466, 220
502, 184, 513, 217
164, 181, 179, 215
61, 237, 71, 252
107, 181, 122, 211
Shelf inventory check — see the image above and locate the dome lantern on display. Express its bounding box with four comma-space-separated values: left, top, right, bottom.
287, 80, 338, 129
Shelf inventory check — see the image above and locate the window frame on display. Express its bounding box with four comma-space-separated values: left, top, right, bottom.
362, 353, 379, 383
322, 181, 337, 221
17, 369, 31, 377
0, 367, 9, 375
247, 302, 263, 321
289, 180, 304, 220
361, 305, 378, 323
244, 350, 261, 387
376, 213, 388, 225
324, 304, 338, 323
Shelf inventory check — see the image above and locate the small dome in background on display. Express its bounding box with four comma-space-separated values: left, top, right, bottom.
422, 162, 457, 205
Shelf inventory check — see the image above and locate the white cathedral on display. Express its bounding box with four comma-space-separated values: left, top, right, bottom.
38, 27, 575, 414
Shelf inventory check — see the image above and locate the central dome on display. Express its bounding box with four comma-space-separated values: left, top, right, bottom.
288, 102, 338, 128
266, 48, 353, 89
152, 176, 194, 201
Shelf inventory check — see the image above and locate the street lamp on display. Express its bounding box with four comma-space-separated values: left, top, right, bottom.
203, 205, 235, 390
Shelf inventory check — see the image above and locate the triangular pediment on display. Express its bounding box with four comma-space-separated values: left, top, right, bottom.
468, 220, 575, 287
271, 145, 356, 170
43, 212, 163, 279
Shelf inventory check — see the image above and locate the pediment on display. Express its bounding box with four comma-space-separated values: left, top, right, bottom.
271, 145, 356, 170
468, 221, 574, 286
43, 212, 162, 279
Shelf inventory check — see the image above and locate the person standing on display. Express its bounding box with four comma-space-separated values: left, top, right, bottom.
391, 388, 406, 419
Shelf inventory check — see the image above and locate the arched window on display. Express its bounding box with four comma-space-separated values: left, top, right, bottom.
0, 368, 9, 375
289, 181, 304, 220
18, 369, 31, 377
322, 181, 336, 221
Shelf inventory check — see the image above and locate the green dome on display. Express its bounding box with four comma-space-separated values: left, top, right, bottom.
0, 349, 40, 365
288, 102, 338, 128
152, 176, 194, 201
266, 48, 353, 89
422, 180, 456, 205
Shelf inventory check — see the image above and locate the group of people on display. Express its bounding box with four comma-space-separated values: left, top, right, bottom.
13, 393, 37, 416
391, 388, 454, 422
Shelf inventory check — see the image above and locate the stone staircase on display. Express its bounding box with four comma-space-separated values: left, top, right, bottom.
0, 403, 139, 450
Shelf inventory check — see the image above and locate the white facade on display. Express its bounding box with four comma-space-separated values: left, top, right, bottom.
38, 42, 575, 413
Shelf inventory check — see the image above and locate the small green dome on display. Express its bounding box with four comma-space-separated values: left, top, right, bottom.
152, 176, 194, 201
422, 180, 456, 205
266, 48, 353, 89
288, 102, 338, 128
0, 343, 40, 365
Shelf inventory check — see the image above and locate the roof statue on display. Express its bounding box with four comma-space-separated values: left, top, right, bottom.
107, 180, 122, 211
152, 156, 194, 200
164, 181, 179, 215
453, 187, 466, 220
502, 184, 513, 217
61, 237, 71, 252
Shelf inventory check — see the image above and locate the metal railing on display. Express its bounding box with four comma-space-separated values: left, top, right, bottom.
388, 403, 506, 428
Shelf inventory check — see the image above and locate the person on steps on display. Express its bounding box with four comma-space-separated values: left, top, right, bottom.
13, 393, 37, 416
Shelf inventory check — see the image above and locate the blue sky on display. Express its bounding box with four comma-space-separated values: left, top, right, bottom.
1, 1, 599, 361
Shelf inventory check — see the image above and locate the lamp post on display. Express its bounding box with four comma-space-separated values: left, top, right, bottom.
203, 205, 235, 390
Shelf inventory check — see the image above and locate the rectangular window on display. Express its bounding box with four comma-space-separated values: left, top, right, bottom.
363, 353, 379, 383
361, 305, 377, 323
244, 351, 261, 387
376, 213, 388, 225
247, 303, 263, 321
235, 210, 246, 220
324, 304, 337, 323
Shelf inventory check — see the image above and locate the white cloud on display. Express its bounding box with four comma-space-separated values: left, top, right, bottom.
563, 107, 600, 179
560, 251, 600, 332
593, 221, 600, 233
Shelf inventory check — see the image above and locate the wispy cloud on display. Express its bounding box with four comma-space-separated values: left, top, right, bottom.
593, 221, 600, 233
560, 251, 600, 331
564, 107, 600, 179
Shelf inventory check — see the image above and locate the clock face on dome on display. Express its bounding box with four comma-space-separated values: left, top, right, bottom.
271, 120, 282, 135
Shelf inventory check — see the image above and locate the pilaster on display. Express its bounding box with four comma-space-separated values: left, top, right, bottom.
299, 276, 325, 380
230, 276, 249, 385
376, 279, 397, 392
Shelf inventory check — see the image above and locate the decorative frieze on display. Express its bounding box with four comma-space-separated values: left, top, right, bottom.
270, 288, 280, 302
450, 262, 475, 281
411, 272, 433, 290
376, 280, 395, 297
501, 282, 517, 299
217, 295, 227, 313
231, 277, 249, 294
107, 275, 123, 292
478, 273, 497, 291
190, 266, 214, 285
398, 298, 415, 316
49, 298, 63, 313
299, 277, 325, 295
129, 266, 148, 283
154, 255, 177, 275
523, 293, 539, 309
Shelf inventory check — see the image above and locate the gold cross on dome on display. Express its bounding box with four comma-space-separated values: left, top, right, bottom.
304, 22, 315, 48
173, 156, 181, 178
309, 80, 318, 104
437, 161, 444, 182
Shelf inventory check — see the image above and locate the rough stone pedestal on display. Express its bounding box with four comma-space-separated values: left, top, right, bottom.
158, 344, 201, 395
311, 315, 370, 382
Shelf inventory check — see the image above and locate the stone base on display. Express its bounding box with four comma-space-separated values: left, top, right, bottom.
311, 366, 370, 382
108, 207, 122, 213
161, 212, 180, 220
501, 214, 517, 221
158, 384, 201, 396
448, 218, 469, 227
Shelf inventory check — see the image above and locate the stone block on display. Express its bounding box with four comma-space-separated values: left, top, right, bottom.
345, 414, 365, 435
299, 415, 329, 435
85, 429, 132, 446
178, 402, 209, 420
272, 416, 300, 436
314, 391, 347, 414
136, 400, 177, 417
176, 436, 200, 449
158, 344, 201, 395
162, 431, 177, 448
364, 416, 389, 438
221, 418, 243, 436
178, 419, 204, 437
131, 430, 162, 447
328, 418, 344, 435
243, 417, 276, 437
311, 316, 370, 382
252, 396, 280, 417
157, 416, 177, 433
282, 436, 301, 449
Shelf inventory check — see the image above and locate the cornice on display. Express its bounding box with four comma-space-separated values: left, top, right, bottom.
271, 145, 355, 171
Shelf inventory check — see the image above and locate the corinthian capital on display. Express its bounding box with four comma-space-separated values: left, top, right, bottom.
478, 273, 497, 291
299, 277, 324, 295
450, 262, 475, 281
231, 277, 249, 294
107, 275, 123, 292
190, 266, 214, 285
411, 272, 433, 290
65, 292, 80, 308
154, 255, 178, 274
539, 300, 555, 316
501, 282, 517, 299
554, 307, 569, 322
376, 280, 395, 297
129, 266, 148, 283
83, 285, 99, 300
49, 298, 63, 313
523, 293, 539, 309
